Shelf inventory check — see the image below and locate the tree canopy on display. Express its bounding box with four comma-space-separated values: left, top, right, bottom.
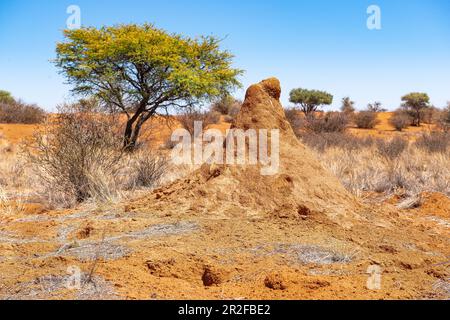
0, 90, 15, 104
289, 88, 333, 117
55, 23, 243, 150
401, 92, 430, 126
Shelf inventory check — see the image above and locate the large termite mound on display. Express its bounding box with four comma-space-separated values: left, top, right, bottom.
129, 78, 360, 227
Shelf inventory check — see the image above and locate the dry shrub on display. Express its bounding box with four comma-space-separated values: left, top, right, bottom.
414, 132, 449, 153
27, 103, 125, 207
354, 111, 380, 129
376, 136, 408, 160
126, 151, 167, 189
299, 132, 374, 152
284, 108, 304, 134
389, 111, 412, 131
0, 101, 46, 124
223, 115, 234, 123
208, 111, 222, 124
306, 133, 450, 197
178, 109, 218, 137
285, 110, 349, 135
305, 112, 349, 133
0, 186, 23, 215
421, 107, 440, 125
211, 95, 242, 117
228, 104, 241, 119
0, 135, 27, 189
437, 104, 450, 132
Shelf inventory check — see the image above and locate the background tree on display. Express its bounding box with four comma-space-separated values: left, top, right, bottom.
55, 24, 242, 150
0, 90, 15, 104
401, 92, 430, 127
289, 88, 333, 118
340, 96, 355, 114
367, 101, 386, 113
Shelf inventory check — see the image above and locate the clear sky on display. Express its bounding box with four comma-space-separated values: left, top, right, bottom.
0, 0, 449, 111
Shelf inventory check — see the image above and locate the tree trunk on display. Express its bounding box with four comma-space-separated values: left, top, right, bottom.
123, 110, 154, 152
123, 120, 134, 150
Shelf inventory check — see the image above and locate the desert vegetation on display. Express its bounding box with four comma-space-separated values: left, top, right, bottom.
0, 90, 46, 124
286, 104, 450, 199
55, 24, 242, 151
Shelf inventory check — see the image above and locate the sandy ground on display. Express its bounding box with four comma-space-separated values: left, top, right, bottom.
0, 191, 448, 300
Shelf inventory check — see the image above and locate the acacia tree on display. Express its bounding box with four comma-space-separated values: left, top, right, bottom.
55, 24, 242, 150
401, 92, 430, 127
289, 88, 333, 118
0, 90, 15, 104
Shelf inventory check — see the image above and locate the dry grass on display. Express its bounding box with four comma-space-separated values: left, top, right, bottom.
0, 184, 24, 216
307, 135, 450, 198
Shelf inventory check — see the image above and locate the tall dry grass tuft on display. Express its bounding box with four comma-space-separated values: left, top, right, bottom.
302, 133, 450, 198
22, 103, 169, 209
0, 186, 24, 216
26, 103, 126, 208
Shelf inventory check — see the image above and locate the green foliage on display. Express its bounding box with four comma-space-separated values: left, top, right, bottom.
401, 92, 430, 126
0, 90, 15, 104
289, 88, 333, 117
55, 23, 243, 149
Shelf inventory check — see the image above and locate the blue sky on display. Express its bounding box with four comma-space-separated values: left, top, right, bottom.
0, 0, 449, 111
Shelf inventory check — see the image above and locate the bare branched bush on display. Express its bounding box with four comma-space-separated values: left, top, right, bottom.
27, 103, 125, 207
284, 108, 304, 134
414, 132, 449, 153
421, 107, 439, 125
178, 109, 218, 137
389, 110, 412, 131
376, 136, 408, 160
127, 151, 168, 189
299, 132, 374, 152
305, 112, 349, 133
437, 103, 450, 132
354, 111, 380, 129
0, 101, 46, 124
211, 95, 242, 117
223, 115, 234, 123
